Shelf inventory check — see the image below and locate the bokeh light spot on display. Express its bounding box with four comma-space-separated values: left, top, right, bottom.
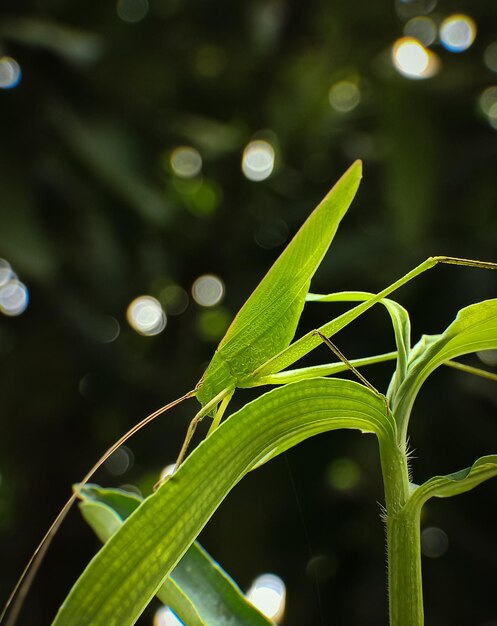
246, 574, 286, 623
484, 42, 497, 73
440, 14, 476, 53
421, 526, 449, 558
328, 80, 360, 113
96, 316, 121, 343
154, 607, 183, 626
126, 296, 166, 336
170, 146, 202, 179
479, 87, 497, 130
185, 179, 222, 217
395, 0, 437, 20
0, 280, 29, 317
0, 259, 13, 287
159, 463, 176, 482
116, 0, 149, 23
105, 447, 133, 476
392, 37, 439, 79
242, 140, 275, 182
191, 274, 224, 307
197, 308, 231, 341
172, 176, 203, 196
160, 285, 189, 315
326, 457, 361, 491
479, 86, 497, 115
118, 484, 142, 497
79, 373, 97, 400
404, 16, 437, 47
254, 218, 289, 249
0, 57, 22, 89
477, 349, 497, 366
488, 106, 497, 130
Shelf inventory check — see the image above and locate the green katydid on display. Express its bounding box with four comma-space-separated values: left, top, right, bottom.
57, 292, 497, 626
50, 287, 497, 626
2, 160, 497, 626
176, 257, 497, 465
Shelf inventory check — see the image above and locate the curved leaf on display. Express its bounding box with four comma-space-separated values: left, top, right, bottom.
406, 455, 497, 514
392, 299, 497, 440
196, 161, 362, 407
79, 485, 142, 523
79, 498, 205, 626
52, 377, 395, 626
78, 486, 272, 626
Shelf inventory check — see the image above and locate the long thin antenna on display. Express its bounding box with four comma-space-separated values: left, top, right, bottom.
0, 389, 196, 626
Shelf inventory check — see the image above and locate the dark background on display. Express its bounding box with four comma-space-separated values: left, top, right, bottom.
1, 1, 497, 625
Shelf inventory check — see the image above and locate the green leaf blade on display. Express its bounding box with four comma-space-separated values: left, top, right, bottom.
392, 299, 497, 439
52, 377, 394, 626
170, 543, 273, 626
196, 161, 362, 407
78, 487, 273, 626
407, 455, 497, 514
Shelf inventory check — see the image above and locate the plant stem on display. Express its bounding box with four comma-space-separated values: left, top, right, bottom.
379, 440, 424, 626
387, 505, 423, 625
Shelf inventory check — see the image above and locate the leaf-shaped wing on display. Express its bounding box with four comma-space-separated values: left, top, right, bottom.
196, 161, 362, 407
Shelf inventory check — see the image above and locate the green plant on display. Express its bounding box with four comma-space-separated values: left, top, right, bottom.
3, 161, 497, 626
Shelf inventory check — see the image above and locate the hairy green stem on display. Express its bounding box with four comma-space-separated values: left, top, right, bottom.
379, 440, 423, 626
387, 508, 423, 626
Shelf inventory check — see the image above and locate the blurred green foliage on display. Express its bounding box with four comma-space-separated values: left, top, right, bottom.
1, 1, 497, 625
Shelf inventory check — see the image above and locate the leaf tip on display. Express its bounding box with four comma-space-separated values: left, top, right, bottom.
351, 159, 363, 178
